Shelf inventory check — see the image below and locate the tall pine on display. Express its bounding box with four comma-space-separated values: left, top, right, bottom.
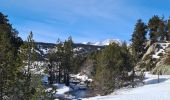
0, 12, 23, 99
48, 37, 73, 86
167, 17, 170, 41
19, 32, 45, 100
148, 15, 161, 42
131, 19, 147, 59
63, 36, 73, 86
94, 42, 133, 94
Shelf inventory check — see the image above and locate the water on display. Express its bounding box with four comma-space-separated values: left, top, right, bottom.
69, 89, 88, 99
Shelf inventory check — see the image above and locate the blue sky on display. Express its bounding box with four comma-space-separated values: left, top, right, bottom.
0, 0, 170, 43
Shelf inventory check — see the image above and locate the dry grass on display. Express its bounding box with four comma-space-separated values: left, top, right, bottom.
165, 51, 170, 65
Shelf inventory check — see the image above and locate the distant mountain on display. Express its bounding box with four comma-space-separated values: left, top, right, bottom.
82, 39, 121, 46
35, 42, 104, 52
31, 39, 120, 60
33, 42, 104, 60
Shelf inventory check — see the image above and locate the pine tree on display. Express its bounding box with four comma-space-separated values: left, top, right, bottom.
120, 42, 133, 86
167, 17, 170, 41
131, 19, 147, 59
131, 19, 147, 88
63, 36, 73, 86
48, 38, 63, 84
21, 32, 35, 99
47, 37, 73, 86
19, 32, 45, 100
148, 15, 161, 42
159, 17, 168, 41
0, 12, 23, 99
121, 42, 133, 72
94, 42, 133, 94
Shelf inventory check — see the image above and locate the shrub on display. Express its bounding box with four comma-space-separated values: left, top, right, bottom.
158, 53, 164, 56
165, 51, 170, 65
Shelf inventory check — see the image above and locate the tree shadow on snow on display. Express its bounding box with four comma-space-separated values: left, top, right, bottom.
145, 78, 167, 85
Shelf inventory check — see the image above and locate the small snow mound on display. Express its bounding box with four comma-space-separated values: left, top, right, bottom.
53, 84, 71, 95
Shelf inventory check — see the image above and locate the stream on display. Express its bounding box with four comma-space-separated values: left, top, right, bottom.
68, 89, 88, 99
43, 75, 93, 99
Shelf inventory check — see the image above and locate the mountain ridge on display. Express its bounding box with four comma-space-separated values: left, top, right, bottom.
82, 39, 121, 46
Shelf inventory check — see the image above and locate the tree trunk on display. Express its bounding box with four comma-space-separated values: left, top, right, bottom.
0, 69, 3, 100
132, 67, 135, 88
158, 71, 160, 83
58, 63, 61, 83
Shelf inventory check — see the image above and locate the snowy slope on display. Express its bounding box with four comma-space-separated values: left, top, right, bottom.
84, 72, 170, 100
94, 39, 121, 46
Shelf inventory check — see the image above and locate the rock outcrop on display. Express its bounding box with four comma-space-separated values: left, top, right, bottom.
141, 41, 170, 75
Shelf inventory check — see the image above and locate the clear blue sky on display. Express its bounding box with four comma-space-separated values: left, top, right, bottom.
0, 0, 170, 43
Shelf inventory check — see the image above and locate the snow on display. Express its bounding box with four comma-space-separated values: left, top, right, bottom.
82, 39, 121, 46
45, 83, 72, 98
159, 43, 170, 49
53, 84, 71, 96
94, 39, 121, 46
83, 72, 170, 100
152, 54, 160, 59
152, 42, 170, 59
73, 47, 84, 52
71, 73, 93, 82
42, 75, 48, 83
24, 61, 46, 75
43, 75, 72, 96
40, 48, 49, 54
152, 48, 165, 59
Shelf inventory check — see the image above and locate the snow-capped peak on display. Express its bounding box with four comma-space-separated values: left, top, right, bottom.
82, 42, 93, 45
83, 39, 121, 46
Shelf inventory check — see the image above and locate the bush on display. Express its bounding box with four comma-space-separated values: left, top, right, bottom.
165, 52, 170, 65
158, 53, 163, 56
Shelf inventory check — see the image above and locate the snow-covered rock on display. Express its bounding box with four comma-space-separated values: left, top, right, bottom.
142, 42, 170, 60
73, 47, 84, 52
40, 48, 49, 54
71, 73, 93, 82
142, 44, 156, 60
152, 43, 170, 59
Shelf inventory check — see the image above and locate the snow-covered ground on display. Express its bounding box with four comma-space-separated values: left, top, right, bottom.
45, 83, 72, 96
43, 73, 92, 99
83, 72, 170, 100
53, 84, 72, 97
